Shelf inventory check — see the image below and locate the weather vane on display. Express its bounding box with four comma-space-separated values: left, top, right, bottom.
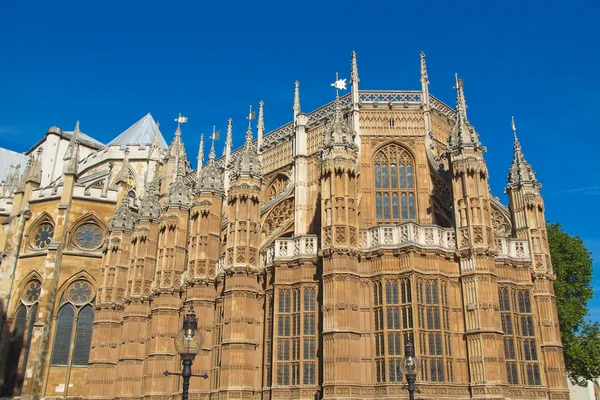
331, 72, 347, 98
246, 105, 256, 128
174, 113, 188, 129
212, 125, 220, 142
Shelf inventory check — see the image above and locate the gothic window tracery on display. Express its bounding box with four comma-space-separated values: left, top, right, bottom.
266, 174, 289, 201
492, 209, 511, 237
416, 278, 452, 383
498, 287, 541, 386
4, 278, 41, 396
51, 280, 95, 367
373, 278, 413, 383
374, 145, 416, 223
31, 222, 54, 250
73, 223, 103, 250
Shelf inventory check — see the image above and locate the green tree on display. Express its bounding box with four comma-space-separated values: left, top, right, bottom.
547, 222, 600, 386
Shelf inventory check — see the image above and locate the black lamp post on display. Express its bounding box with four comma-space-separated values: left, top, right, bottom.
164, 306, 208, 400
400, 340, 421, 400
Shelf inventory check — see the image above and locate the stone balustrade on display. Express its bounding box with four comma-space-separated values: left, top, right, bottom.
359, 223, 456, 252
495, 237, 530, 260
273, 235, 318, 261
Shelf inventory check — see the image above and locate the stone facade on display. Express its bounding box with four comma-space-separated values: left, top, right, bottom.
0, 52, 569, 400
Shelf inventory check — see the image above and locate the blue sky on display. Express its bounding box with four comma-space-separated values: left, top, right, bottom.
1, 1, 598, 319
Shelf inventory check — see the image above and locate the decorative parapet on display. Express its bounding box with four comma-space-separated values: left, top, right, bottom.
214, 91, 456, 169
273, 235, 318, 261
359, 223, 456, 253
495, 237, 530, 260
263, 245, 275, 269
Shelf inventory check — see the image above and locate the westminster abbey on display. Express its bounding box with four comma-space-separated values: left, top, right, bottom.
0, 52, 569, 400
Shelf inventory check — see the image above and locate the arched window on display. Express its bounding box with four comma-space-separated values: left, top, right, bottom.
2, 279, 41, 397
374, 145, 416, 223
51, 280, 95, 367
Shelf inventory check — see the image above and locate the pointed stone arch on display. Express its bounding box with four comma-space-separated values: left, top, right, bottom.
24, 212, 55, 252
9, 270, 43, 317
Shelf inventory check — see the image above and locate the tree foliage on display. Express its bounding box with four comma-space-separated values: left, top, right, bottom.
547, 222, 600, 386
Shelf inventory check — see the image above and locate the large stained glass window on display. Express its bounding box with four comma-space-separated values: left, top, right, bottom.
374, 145, 416, 223
51, 280, 95, 367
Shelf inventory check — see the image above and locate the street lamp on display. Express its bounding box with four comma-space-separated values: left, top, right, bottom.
400, 340, 421, 400
164, 305, 208, 400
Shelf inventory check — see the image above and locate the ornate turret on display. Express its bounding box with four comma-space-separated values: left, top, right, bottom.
223, 118, 233, 197
323, 74, 358, 175
165, 119, 190, 209
197, 133, 205, 176
507, 117, 541, 190
195, 132, 224, 196
231, 119, 262, 180
161, 114, 189, 195
138, 181, 161, 221
108, 195, 136, 232
448, 76, 484, 152
420, 51, 430, 107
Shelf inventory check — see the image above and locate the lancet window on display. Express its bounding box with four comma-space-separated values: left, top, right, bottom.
416, 279, 452, 383
373, 278, 413, 383
51, 280, 95, 367
275, 287, 316, 387
3, 279, 42, 396
212, 301, 224, 390
499, 287, 542, 386
373, 145, 416, 223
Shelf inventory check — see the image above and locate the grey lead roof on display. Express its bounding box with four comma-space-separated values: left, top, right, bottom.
108, 113, 168, 149
0, 147, 28, 181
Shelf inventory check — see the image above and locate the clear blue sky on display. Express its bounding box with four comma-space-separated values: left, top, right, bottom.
1, 0, 598, 320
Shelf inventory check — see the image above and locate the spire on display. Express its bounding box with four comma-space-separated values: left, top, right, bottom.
224, 118, 233, 161
420, 51, 430, 105
63, 121, 81, 174
138, 180, 161, 221
197, 133, 205, 178
507, 116, 541, 189
195, 126, 224, 196
108, 195, 136, 232
114, 147, 132, 186
449, 75, 482, 150
293, 81, 301, 120
257, 100, 264, 152
350, 50, 359, 84
232, 107, 261, 180
166, 118, 190, 208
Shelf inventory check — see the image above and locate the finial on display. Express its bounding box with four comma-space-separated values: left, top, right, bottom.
351, 51, 359, 84
331, 72, 347, 100
174, 113, 188, 131
246, 105, 255, 130
258, 101, 264, 131
420, 51, 429, 84
210, 125, 219, 160
74, 120, 80, 134
454, 73, 467, 120
198, 133, 205, 169
511, 116, 517, 138
293, 81, 301, 117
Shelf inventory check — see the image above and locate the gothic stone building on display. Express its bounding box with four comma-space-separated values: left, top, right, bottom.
0, 52, 569, 400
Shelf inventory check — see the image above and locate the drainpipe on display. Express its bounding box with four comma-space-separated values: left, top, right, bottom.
0, 209, 32, 343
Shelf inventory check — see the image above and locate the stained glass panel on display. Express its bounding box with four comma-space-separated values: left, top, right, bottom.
33, 223, 54, 249
75, 223, 103, 249
383, 193, 390, 219
390, 164, 397, 188
401, 194, 408, 219
381, 165, 388, 188
408, 193, 416, 220
407, 164, 414, 188
399, 165, 406, 188
51, 304, 74, 365
72, 305, 94, 365
392, 193, 399, 219
374, 165, 381, 188
376, 193, 382, 219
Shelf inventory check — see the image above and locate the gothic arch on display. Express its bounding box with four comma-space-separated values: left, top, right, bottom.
24, 212, 55, 251
263, 172, 290, 202
371, 143, 418, 223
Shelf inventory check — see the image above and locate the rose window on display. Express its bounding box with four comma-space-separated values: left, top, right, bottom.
33, 223, 54, 249
75, 223, 103, 249
22, 280, 42, 303
66, 281, 94, 304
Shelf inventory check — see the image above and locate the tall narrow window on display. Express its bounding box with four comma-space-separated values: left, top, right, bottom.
303, 287, 317, 385
2, 279, 42, 397
498, 287, 541, 386
374, 145, 416, 223
51, 280, 95, 368
276, 288, 301, 386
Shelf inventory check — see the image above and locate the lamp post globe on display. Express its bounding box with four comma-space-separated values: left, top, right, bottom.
401, 340, 420, 400
175, 306, 202, 400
